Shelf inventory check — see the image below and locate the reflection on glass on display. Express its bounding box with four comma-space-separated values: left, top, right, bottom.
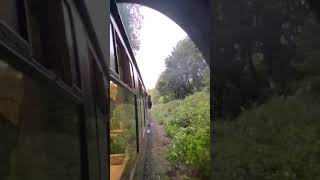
0, 59, 81, 180
137, 97, 144, 140
110, 24, 117, 73
110, 81, 137, 180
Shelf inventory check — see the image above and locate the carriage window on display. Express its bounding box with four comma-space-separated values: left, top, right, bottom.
139, 96, 144, 139
24, 0, 77, 86
132, 66, 139, 91
109, 81, 137, 180
139, 81, 146, 127
115, 33, 133, 88
0, 59, 82, 180
110, 24, 118, 73
129, 61, 135, 89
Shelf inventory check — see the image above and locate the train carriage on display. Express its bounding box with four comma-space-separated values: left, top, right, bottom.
0, 0, 149, 179
109, 2, 149, 179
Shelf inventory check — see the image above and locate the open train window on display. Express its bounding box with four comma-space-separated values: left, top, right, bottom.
114, 30, 134, 88
23, 0, 81, 88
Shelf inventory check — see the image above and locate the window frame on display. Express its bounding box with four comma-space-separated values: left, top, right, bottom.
20, 0, 83, 91
0, 24, 83, 104
110, 15, 135, 88
62, 1, 82, 90
110, 19, 136, 94
0, 56, 85, 180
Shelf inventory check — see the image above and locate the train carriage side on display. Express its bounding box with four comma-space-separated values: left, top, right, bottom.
0, 0, 148, 180
109, 3, 149, 179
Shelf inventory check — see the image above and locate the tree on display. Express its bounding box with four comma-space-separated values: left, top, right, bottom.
117, 3, 143, 54
155, 38, 209, 101
212, 0, 311, 119
213, 16, 320, 179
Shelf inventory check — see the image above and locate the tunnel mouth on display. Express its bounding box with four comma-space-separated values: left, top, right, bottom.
111, 3, 210, 179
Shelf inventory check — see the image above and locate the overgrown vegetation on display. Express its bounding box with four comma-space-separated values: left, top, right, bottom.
212, 0, 311, 118
214, 94, 320, 179
151, 37, 210, 179
152, 89, 210, 178
212, 10, 320, 179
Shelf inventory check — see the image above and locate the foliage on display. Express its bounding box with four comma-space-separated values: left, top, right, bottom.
212, 0, 311, 118
213, 95, 320, 180
117, 3, 143, 54
155, 37, 209, 101
152, 89, 210, 178
151, 34, 209, 178
110, 136, 127, 154
212, 13, 320, 180
295, 16, 320, 82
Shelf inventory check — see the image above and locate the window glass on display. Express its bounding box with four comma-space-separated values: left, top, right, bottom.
142, 97, 146, 126
132, 66, 139, 91
109, 81, 137, 180
140, 97, 144, 135
129, 61, 135, 89
136, 96, 143, 142
0, 59, 81, 180
91, 52, 107, 114
0, 1, 19, 32
62, 2, 81, 88
115, 34, 133, 88
110, 24, 118, 73
25, 0, 73, 85
138, 81, 145, 128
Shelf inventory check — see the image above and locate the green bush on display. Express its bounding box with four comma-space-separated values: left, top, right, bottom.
152, 99, 181, 126
110, 136, 127, 154
212, 18, 320, 180
213, 95, 320, 180
152, 89, 210, 178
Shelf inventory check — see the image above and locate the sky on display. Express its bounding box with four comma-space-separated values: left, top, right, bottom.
134, 5, 187, 90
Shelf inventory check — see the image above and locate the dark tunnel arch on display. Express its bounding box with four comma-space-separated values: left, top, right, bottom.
116, 0, 210, 63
